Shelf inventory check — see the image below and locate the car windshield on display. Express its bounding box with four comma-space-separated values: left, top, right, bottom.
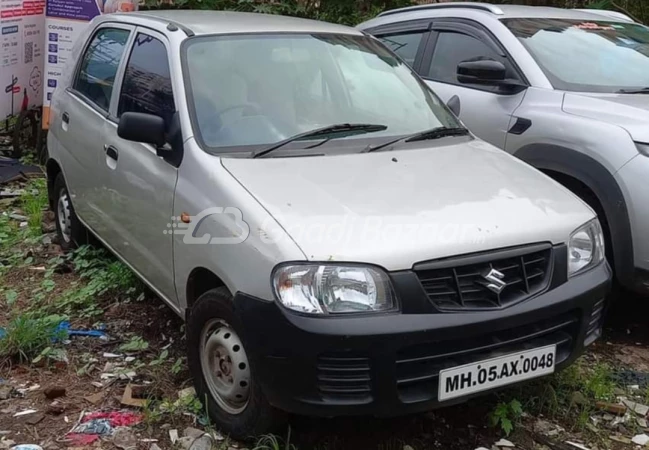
503, 18, 649, 93
182, 33, 460, 154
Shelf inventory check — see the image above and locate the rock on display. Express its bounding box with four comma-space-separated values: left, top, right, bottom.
639, 418, 649, 428
25, 413, 44, 425
150, 445, 162, 450
0, 385, 13, 400
403, 446, 415, 450
189, 436, 212, 450
112, 427, 137, 450
178, 387, 196, 400
622, 399, 649, 417
43, 386, 65, 399
495, 439, 515, 448
46, 401, 65, 416
177, 437, 194, 450
609, 435, 632, 444
184, 428, 205, 439
613, 388, 625, 396
632, 434, 649, 446
571, 391, 588, 406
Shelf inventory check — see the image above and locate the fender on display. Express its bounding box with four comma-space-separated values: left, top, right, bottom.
515, 144, 634, 286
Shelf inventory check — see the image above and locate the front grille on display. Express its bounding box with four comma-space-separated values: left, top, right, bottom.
316, 354, 372, 404
415, 244, 553, 311
395, 312, 579, 404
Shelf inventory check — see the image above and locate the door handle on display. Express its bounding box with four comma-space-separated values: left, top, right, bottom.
104, 145, 119, 161
62, 112, 69, 124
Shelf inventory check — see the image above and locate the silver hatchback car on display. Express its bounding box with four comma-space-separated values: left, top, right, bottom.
46, 10, 610, 439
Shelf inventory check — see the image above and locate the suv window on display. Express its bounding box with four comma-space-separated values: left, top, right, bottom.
74, 28, 130, 111
118, 33, 175, 128
426, 31, 509, 86
378, 32, 425, 67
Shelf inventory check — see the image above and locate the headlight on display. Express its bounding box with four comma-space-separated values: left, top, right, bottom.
568, 219, 605, 277
272, 264, 397, 315
636, 142, 649, 156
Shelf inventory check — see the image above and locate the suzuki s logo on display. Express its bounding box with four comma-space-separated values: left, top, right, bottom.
481, 268, 507, 294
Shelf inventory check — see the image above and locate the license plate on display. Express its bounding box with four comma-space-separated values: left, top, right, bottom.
438, 345, 556, 402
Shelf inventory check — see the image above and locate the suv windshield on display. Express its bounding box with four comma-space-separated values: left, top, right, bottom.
182, 33, 459, 154
503, 18, 649, 93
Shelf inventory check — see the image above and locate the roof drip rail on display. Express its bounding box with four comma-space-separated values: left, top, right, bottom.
378, 2, 505, 18
126, 12, 195, 36
573, 9, 635, 23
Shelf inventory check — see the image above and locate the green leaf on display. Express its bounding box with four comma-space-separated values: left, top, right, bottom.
5, 289, 18, 305
500, 417, 513, 436
510, 399, 523, 416
119, 336, 149, 352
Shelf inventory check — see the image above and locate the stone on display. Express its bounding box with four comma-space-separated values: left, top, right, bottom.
43, 386, 65, 399
622, 399, 649, 417
495, 439, 515, 448
46, 401, 65, 416
112, 427, 137, 450
183, 428, 205, 439
189, 436, 211, 450
0, 385, 12, 400
632, 434, 649, 446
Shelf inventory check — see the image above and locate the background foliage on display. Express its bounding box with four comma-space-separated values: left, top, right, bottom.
141, 0, 648, 26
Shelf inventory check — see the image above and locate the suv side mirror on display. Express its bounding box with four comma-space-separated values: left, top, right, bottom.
457, 59, 507, 85
117, 112, 166, 147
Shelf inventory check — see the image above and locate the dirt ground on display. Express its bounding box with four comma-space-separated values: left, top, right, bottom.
2, 177, 649, 450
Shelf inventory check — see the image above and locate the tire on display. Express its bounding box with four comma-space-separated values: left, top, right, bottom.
53, 173, 87, 251
187, 287, 284, 440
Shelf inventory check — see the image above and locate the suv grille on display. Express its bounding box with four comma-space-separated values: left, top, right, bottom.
415, 244, 553, 311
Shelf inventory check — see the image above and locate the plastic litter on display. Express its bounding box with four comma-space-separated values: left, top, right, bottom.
55, 322, 107, 340
9, 445, 43, 450
65, 410, 142, 446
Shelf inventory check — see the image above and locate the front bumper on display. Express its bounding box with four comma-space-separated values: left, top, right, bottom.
235, 262, 611, 417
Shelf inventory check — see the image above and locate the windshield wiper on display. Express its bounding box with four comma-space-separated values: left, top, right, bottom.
252, 123, 387, 159
364, 126, 470, 153
617, 87, 649, 94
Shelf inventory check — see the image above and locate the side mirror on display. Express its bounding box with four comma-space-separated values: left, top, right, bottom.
117, 112, 166, 147
447, 95, 461, 117
457, 59, 507, 85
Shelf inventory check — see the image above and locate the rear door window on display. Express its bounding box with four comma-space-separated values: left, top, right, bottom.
74, 28, 130, 111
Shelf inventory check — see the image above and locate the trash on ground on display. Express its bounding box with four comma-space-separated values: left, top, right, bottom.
595, 401, 627, 415
622, 398, 649, 416
83, 392, 104, 405
565, 441, 591, 450
9, 445, 43, 450
494, 439, 514, 447
112, 427, 137, 450
65, 410, 142, 446
609, 435, 632, 444
103, 352, 122, 358
632, 434, 649, 446
169, 429, 179, 444
121, 384, 147, 408
13, 409, 37, 417
55, 322, 107, 340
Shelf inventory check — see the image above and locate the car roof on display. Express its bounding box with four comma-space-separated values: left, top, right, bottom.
113, 10, 362, 36
360, 2, 635, 29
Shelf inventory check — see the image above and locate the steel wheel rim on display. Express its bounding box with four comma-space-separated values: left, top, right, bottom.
57, 192, 72, 243
200, 319, 251, 415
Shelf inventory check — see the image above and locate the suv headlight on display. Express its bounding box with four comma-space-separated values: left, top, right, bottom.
272, 264, 397, 315
568, 219, 605, 277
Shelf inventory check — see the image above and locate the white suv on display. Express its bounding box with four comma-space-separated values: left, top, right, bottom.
360, 3, 649, 294
46, 10, 610, 439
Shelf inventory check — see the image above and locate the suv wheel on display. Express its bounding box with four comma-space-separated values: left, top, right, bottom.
53, 173, 87, 251
187, 287, 284, 440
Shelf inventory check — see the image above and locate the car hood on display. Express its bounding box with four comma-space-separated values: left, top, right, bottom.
221, 140, 594, 271
563, 92, 649, 143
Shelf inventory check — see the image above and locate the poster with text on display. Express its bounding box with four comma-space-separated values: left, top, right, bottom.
0, 0, 45, 120
42, 0, 138, 128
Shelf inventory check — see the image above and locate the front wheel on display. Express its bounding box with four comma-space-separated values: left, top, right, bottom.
187, 287, 284, 440
53, 173, 87, 251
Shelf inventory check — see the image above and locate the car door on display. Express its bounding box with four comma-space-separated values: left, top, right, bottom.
99, 29, 178, 303
372, 19, 431, 72
419, 21, 528, 149
52, 24, 133, 233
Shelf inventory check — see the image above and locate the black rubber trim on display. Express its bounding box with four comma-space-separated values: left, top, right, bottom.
508, 117, 532, 135
514, 144, 634, 288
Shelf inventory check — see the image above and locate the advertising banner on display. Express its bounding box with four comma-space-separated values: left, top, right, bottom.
0, 0, 45, 121
42, 0, 138, 128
